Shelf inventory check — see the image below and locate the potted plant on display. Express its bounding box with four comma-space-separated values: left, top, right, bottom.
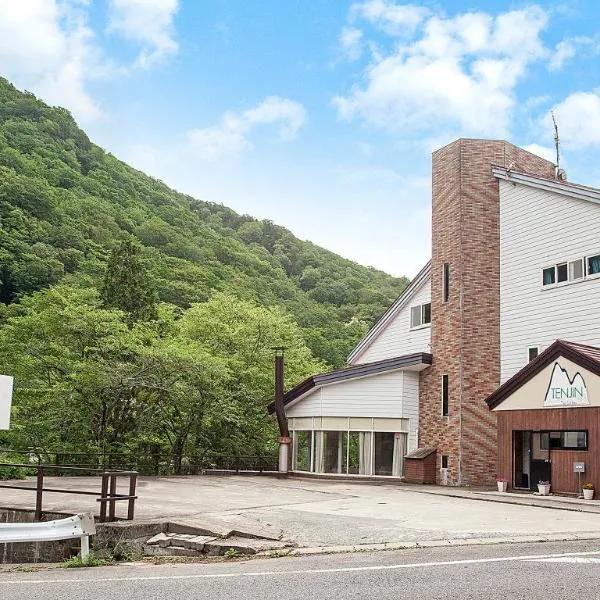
583, 482, 595, 500
496, 476, 508, 492
538, 480, 551, 496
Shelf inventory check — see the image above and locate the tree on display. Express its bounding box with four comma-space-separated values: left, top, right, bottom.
101, 238, 158, 324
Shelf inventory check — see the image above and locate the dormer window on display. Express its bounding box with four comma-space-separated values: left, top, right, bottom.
410, 302, 431, 328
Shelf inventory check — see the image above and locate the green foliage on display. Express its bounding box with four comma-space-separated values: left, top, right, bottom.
101, 238, 158, 324
61, 554, 114, 568
0, 77, 407, 368
0, 451, 34, 480
224, 548, 241, 559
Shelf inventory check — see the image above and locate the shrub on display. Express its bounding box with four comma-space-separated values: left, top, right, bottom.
0, 452, 36, 480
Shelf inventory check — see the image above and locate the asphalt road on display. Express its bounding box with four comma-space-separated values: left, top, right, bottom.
3, 540, 600, 600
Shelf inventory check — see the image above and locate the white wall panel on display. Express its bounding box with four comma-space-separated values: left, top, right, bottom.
500, 179, 600, 382
357, 280, 432, 364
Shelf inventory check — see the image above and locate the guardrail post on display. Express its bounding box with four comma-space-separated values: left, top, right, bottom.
99, 473, 109, 523
127, 473, 137, 521
108, 474, 117, 522
35, 465, 44, 521
80, 534, 90, 562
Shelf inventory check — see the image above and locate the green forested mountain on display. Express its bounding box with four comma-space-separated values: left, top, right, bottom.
0, 77, 408, 465
0, 77, 407, 368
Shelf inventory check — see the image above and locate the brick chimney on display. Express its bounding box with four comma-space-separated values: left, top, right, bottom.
418, 139, 556, 486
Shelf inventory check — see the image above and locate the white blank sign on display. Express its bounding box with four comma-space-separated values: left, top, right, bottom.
0, 375, 14, 430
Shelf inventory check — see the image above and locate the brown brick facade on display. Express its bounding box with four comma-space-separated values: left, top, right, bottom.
419, 139, 556, 486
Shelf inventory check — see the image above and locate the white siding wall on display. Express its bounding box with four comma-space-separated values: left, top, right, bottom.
286, 370, 419, 425
402, 371, 420, 452
356, 280, 432, 364
500, 179, 600, 382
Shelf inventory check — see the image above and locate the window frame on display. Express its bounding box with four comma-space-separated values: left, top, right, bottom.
586, 254, 600, 278
542, 252, 600, 288
441, 455, 449, 469
410, 302, 432, 329
527, 346, 539, 362
441, 374, 449, 417
540, 430, 588, 451
442, 263, 450, 303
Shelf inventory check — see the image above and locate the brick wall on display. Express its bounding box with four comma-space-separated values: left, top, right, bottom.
419, 139, 556, 486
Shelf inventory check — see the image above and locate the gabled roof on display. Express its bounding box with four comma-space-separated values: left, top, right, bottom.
267, 352, 433, 414
492, 167, 600, 206
347, 261, 431, 364
486, 340, 600, 410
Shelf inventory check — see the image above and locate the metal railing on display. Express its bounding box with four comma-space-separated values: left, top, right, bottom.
0, 452, 137, 522
45, 450, 279, 476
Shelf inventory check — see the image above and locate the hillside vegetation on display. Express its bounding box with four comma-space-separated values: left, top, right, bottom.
0, 78, 408, 463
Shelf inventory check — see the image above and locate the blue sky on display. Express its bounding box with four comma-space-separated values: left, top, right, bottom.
2, 1, 600, 276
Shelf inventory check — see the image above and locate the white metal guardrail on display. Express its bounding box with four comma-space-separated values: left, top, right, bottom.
0, 513, 96, 560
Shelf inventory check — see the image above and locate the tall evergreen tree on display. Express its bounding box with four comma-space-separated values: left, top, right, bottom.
101, 239, 158, 324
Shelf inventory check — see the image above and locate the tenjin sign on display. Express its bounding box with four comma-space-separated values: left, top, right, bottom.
544, 363, 589, 407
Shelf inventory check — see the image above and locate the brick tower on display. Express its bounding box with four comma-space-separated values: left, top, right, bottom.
418, 139, 555, 486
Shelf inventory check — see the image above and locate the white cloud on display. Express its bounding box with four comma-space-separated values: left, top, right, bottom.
547, 92, 600, 148
549, 40, 577, 71
334, 6, 549, 137
340, 27, 364, 61
187, 96, 307, 161
108, 0, 179, 67
548, 36, 599, 71
0, 0, 103, 121
350, 0, 429, 36
523, 143, 556, 162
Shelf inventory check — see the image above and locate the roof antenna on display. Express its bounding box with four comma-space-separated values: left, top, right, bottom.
551, 111, 564, 180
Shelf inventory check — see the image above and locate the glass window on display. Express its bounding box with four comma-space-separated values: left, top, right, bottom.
374, 432, 394, 476
542, 267, 555, 286
344, 432, 360, 474
540, 430, 587, 450
422, 302, 432, 324
442, 263, 450, 303
528, 347, 539, 362
410, 305, 422, 328
442, 374, 449, 416
569, 259, 584, 280
557, 263, 568, 283
587, 254, 600, 276
441, 455, 449, 469
294, 431, 313, 471
323, 431, 342, 474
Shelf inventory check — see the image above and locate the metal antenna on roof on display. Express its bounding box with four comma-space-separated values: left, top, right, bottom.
551, 111, 560, 172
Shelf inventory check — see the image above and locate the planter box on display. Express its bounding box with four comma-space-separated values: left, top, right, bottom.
583, 488, 595, 500
538, 483, 551, 496
497, 481, 508, 492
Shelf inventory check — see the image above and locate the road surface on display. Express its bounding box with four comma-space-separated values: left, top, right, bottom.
2, 540, 600, 599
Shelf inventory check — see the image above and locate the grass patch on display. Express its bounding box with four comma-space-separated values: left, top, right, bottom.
61, 554, 115, 568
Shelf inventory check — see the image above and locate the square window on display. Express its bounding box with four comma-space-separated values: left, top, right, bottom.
410, 305, 422, 328
569, 259, 584, 280
587, 254, 600, 276
542, 267, 555, 286
528, 347, 539, 362
441, 455, 449, 469
422, 302, 431, 324
557, 263, 568, 283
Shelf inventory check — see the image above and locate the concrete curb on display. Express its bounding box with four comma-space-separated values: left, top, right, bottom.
400, 487, 600, 514
283, 532, 600, 557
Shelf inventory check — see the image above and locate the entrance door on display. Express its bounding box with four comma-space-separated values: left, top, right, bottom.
513, 431, 531, 489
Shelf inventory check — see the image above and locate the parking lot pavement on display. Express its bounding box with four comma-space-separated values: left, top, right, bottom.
3, 475, 600, 548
